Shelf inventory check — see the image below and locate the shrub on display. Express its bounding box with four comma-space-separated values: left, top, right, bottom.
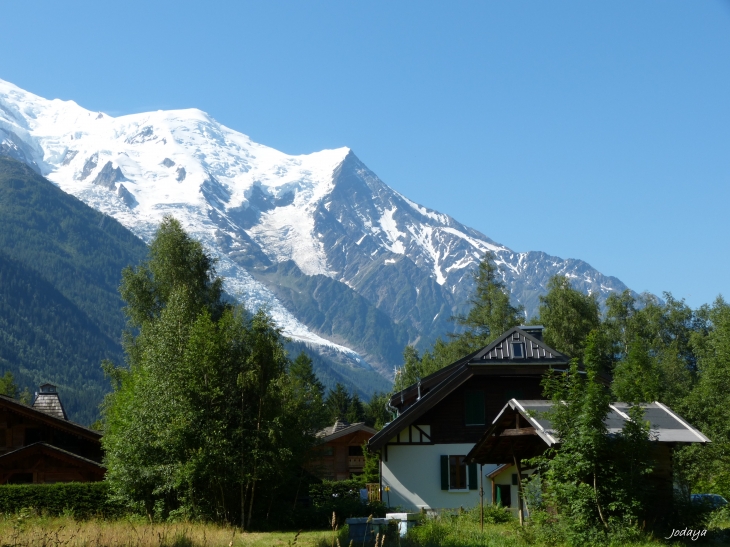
302, 479, 386, 528
0, 482, 125, 519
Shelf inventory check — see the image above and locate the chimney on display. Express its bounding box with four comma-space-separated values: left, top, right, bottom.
521, 325, 544, 342
32, 384, 68, 420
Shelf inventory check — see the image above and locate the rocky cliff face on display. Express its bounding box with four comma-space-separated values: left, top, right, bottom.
0, 78, 632, 378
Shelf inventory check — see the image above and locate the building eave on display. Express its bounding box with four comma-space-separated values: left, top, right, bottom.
0, 395, 101, 442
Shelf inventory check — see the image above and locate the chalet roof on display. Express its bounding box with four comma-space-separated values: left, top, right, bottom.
0, 442, 106, 471
318, 419, 352, 437
389, 327, 569, 411
0, 394, 101, 442
466, 399, 711, 465
317, 420, 377, 443
369, 327, 570, 451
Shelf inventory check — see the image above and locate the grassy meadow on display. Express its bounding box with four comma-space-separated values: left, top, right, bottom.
4, 508, 729, 547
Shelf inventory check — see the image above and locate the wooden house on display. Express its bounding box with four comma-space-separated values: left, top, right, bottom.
466, 399, 710, 519
368, 326, 570, 510
0, 384, 104, 484
310, 419, 377, 481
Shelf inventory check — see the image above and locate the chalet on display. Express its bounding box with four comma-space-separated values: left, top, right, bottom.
0, 384, 104, 484
368, 326, 570, 511
309, 419, 377, 481
466, 399, 710, 519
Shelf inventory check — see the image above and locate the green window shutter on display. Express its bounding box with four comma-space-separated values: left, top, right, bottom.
440, 455, 449, 490
464, 391, 485, 425
468, 463, 478, 490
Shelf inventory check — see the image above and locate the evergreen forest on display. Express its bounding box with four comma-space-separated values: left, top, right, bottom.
0, 157, 148, 423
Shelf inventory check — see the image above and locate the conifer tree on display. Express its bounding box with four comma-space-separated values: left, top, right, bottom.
537, 275, 600, 360
400, 252, 523, 385
455, 251, 524, 348
324, 383, 352, 423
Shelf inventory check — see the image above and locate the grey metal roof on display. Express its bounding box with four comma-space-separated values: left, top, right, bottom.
467, 399, 710, 465
317, 419, 352, 438
503, 399, 710, 445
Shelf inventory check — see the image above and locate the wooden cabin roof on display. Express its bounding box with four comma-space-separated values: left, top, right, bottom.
0, 394, 101, 442
317, 420, 377, 443
466, 399, 711, 465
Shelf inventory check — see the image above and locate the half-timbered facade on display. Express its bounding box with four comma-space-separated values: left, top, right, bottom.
0, 385, 103, 484
368, 326, 569, 511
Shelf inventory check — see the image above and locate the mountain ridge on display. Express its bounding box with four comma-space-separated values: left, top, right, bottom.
0, 78, 635, 377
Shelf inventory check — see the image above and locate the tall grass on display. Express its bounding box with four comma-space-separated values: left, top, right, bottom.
3, 507, 729, 547
0, 511, 329, 547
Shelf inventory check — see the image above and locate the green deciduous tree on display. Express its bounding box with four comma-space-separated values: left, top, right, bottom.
606, 291, 704, 407
678, 298, 730, 499
612, 335, 660, 403
102, 216, 315, 527
0, 371, 19, 398
537, 331, 654, 543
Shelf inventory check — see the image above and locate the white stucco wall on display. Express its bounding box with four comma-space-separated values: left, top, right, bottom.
381, 443, 500, 511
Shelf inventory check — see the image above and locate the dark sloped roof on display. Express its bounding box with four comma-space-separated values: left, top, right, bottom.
0, 394, 100, 441
466, 399, 711, 465
390, 327, 570, 410
389, 347, 481, 410
370, 327, 570, 451
370, 366, 473, 451
471, 327, 568, 362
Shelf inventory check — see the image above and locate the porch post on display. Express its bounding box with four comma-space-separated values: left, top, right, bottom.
480, 464, 484, 532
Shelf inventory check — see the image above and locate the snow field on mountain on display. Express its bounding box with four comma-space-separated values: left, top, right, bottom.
0, 79, 368, 365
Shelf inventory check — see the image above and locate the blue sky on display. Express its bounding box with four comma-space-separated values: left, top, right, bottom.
1, 1, 728, 309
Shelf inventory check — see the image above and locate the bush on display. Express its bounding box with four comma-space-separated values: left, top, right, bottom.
0, 482, 125, 519
301, 479, 387, 529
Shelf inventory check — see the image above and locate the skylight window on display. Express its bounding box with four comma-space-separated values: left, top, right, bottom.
511, 342, 525, 359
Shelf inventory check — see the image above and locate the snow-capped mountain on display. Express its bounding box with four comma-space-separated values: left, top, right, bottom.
0, 78, 632, 377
